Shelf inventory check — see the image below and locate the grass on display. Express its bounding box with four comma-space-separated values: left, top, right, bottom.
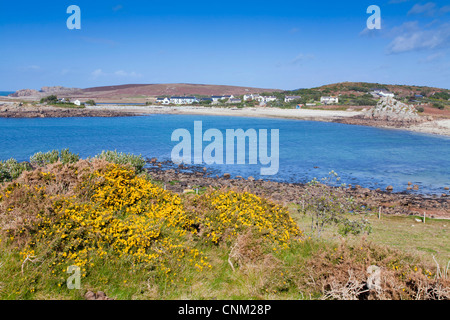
49, 103, 85, 109
289, 205, 449, 266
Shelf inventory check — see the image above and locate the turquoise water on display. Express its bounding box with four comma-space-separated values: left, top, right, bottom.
0, 114, 449, 194
0, 91, 14, 96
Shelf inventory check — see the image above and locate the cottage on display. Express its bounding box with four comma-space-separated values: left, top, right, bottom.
170, 96, 199, 105
243, 94, 260, 101
73, 99, 81, 106
257, 96, 277, 103
211, 96, 228, 102
378, 91, 394, 98
284, 95, 302, 103
227, 98, 242, 104
156, 97, 170, 105
370, 89, 394, 98
320, 96, 339, 105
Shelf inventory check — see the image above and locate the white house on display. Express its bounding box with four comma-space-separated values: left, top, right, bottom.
370, 89, 395, 98
284, 95, 302, 103
156, 97, 170, 105
74, 100, 81, 106
169, 96, 199, 105
320, 96, 339, 105
378, 91, 395, 98
211, 95, 233, 103
243, 94, 260, 101
211, 96, 224, 102
227, 98, 242, 104
257, 96, 277, 103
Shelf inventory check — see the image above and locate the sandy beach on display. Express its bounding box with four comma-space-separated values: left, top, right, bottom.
1, 100, 449, 136
85, 105, 450, 137
86, 105, 361, 120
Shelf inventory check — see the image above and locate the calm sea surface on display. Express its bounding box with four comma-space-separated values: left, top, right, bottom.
0, 114, 449, 194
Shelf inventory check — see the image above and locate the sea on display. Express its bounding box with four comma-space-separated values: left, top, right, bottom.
0, 114, 449, 194
0, 91, 14, 96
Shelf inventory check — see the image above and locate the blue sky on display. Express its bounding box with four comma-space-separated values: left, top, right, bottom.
1, 0, 450, 91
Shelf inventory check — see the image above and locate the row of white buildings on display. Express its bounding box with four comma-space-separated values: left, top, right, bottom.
156, 94, 279, 105
156, 95, 238, 105
155, 94, 346, 106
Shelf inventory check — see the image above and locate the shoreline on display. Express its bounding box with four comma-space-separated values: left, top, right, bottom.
145, 158, 450, 219
1, 102, 450, 136
92, 105, 450, 137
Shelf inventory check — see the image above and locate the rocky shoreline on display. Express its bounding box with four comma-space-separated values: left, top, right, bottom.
2, 100, 450, 136
335, 116, 422, 129
145, 158, 450, 219
0, 103, 138, 118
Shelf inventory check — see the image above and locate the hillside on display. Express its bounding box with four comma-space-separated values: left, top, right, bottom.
8, 83, 282, 103
311, 82, 450, 98
275, 82, 450, 117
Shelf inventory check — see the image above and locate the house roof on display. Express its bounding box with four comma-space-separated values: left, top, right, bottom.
171, 96, 196, 99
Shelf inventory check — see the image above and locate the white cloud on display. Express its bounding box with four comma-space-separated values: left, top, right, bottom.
408, 2, 437, 16
387, 22, 450, 53
290, 53, 315, 66
20, 65, 41, 71
91, 69, 106, 78
441, 5, 450, 14
91, 69, 142, 79
114, 70, 141, 77
419, 52, 445, 63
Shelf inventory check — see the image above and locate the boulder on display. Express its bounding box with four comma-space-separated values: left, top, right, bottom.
363, 97, 422, 124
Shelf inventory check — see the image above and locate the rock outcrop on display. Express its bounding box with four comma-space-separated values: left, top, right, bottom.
0, 102, 137, 118
363, 97, 422, 124
9, 89, 40, 97
9, 86, 81, 98
40, 86, 81, 94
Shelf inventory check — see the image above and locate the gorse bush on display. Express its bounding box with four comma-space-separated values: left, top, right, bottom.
29, 149, 80, 166
0, 149, 145, 182
0, 162, 211, 285
0, 160, 304, 298
187, 189, 303, 247
94, 150, 146, 173
0, 158, 448, 300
